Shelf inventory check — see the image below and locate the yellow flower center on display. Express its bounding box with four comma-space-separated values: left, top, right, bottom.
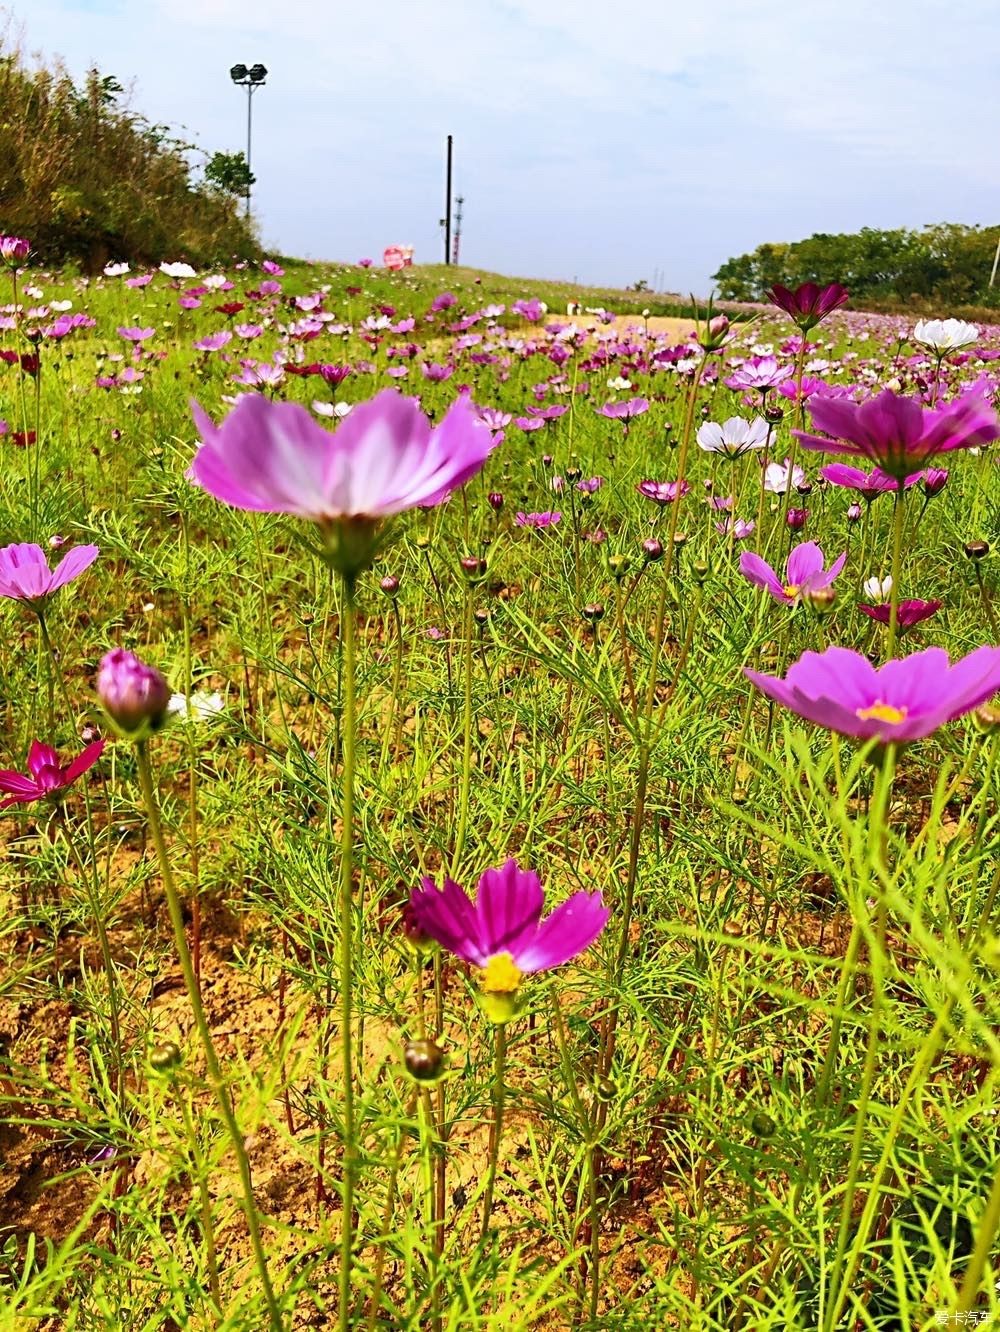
479, 952, 524, 994
783, 583, 800, 600
856, 701, 908, 725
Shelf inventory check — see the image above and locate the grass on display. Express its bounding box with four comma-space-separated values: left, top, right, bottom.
0, 257, 998, 1330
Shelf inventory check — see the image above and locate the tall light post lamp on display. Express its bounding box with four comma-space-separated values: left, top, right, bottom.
229, 62, 267, 218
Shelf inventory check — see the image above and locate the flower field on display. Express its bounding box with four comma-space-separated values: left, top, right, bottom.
2, 249, 1000, 1330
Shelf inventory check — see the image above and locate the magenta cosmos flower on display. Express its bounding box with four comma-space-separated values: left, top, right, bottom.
767, 281, 849, 330
858, 598, 942, 628
409, 859, 609, 1021
745, 645, 1000, 743
0, 739, 105, 809
0, 542, 99, 609
739, 541, 845, 606
190, 389, 495, 576
795, 389, 1000, 480
820, 463, 922, 501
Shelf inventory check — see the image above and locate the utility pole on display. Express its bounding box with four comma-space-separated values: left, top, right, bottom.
452, 195, 464, 265
444, 134, 453, 264
229, 63, 267, 219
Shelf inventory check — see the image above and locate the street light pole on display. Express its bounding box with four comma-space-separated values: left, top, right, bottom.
229, 63, 267, 220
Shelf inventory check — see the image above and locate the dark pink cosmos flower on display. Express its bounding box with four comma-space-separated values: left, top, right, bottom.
189, 389, 495, 524
739, 541, 846, 606
637, 480, 690, 504
745, 644, 1000, 743
0, 739, 105, 809
0, 542, 99, 607
409, 859, 608, 1002
921, 468, 949, 497
820, 463, 922, 501
0, 235, 30, 263
858, 599, 942, 628
597, 397, 649, 420
767, 282, 849, 331
795, 389, 1000, 479
514, 511, 561, 527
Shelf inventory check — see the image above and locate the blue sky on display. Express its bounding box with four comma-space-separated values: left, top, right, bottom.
8, 0, 1000, 292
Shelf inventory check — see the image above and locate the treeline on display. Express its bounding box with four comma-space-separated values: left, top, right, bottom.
0, 36, 258, 270
713, 224, 1000, 310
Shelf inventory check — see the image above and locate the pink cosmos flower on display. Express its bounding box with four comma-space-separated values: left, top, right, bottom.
739, 541, 846, 606
766, 282, 849, 330
0, 739, 105, 809
745, 645, 1000, 743
514, 511, 561, 527
189, 388, 495, 526
795, 389, 1000, 480
409, 859, 608, 1019
716, 517, 755, 540
725, 358, 795, 393
0, 542, 100, 607
637, 480, 690, 504
597, 397, 649, 420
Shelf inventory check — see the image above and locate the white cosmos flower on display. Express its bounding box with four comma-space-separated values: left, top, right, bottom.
159, 261, 197, 279
863, 575, 893, 600
697, 416, 770, 458
168, 690, 225, 723
763, 458, 806, 494
912, 318, 979, 353
607, 376, 633, 392
104, 262, 129, 277
202, 274, 228, 290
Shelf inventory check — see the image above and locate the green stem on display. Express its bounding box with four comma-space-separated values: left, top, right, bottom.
823, 743, 896, 1332
480, 1023, 508, 1241
450, 586, 476, 876
134, 741, 281, 1331
958, 1160, 1000, 1310
550, 989, 600, 1322
337, 577, 358, 1332
886, 488, 906, 657
178, 1086, 224, 1316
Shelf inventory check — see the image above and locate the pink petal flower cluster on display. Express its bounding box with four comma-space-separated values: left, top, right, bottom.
0, 739, 104, 809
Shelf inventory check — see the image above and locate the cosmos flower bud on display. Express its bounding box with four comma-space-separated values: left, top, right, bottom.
965, 540, 990, 561
97, 648, 171, 740
404, 1038, 446, 1083
786, 508, 808, 531
764, 404, 784, 424
594, 1076, 617, 1104
149, 1041, 183, 1074
607, 554, 629, 580
642, 538, 664, 563
805, 585, 836, 614
487, 491, 504, 511
973, 704, 1000, 734
460, 555, 488, 581
379, 574, 400, 596
846, 502, 863, 523
863, 575, 893, 600
473, 607, 489, 627
581, 603, 605, 623
750, 1111, 776, 1139
693, 561, 710, 585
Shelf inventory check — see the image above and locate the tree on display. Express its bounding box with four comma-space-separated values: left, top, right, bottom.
204, 150, 255, 199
